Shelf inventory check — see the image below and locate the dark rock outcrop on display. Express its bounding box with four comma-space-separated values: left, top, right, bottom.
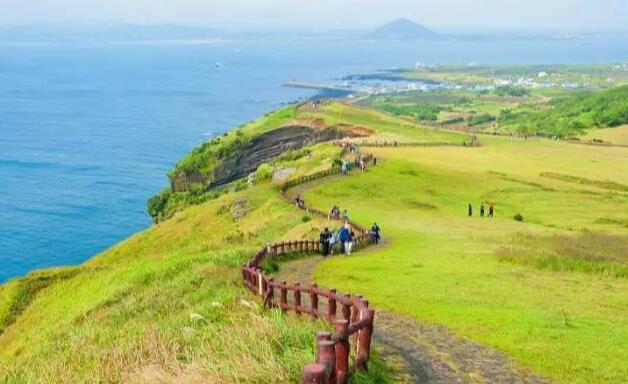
210, 125, 351, 188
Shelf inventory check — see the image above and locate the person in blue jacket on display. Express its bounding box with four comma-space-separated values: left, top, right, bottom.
338, 225, 350, 254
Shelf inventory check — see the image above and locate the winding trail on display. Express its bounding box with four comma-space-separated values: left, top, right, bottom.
278, 164, 551, 384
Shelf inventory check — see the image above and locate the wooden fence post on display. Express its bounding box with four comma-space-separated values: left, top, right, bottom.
341, 294, 351, 322
265, 278, 275, 308
310, 283, 319, 318
356, 308, 375, 372
318, 340, 336, 384
302, 364, 325, 384
294, 282, 302, 315
280, 280, 288, 312
257, 269, 264, 296
335, 319, 350, 384
328, 289, 337, 322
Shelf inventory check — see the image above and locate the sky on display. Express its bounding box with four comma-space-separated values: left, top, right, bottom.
0, 0, 627, 31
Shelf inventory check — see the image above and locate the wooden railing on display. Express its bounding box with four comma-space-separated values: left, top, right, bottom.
241, 154, 377, 384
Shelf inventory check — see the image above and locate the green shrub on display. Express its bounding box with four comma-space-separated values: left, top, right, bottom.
513, 213, 524, 222
494, 85, 530, 97
255, 163, 274, 182
467, 113, 496, 126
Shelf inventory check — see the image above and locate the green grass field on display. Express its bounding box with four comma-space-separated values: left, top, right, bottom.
2, 96, 626, 383
302, 138, 628, 383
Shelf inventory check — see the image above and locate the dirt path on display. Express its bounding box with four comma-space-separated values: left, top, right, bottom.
274, 255, 549, 384
275, 162, 551, 383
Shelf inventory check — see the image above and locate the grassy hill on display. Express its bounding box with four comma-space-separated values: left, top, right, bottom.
1, 99, 626, 383
498, 85, 628, 137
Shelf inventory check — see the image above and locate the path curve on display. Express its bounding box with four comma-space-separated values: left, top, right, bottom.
279, 166, 551, 384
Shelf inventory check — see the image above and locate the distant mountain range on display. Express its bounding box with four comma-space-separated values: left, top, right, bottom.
365, 18, 437, 40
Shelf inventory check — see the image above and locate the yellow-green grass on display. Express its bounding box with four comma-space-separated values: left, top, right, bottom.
0, 184, 390, 382
300, 102, 465, 143
302, 139, 628, 383
582, 125, 628, 145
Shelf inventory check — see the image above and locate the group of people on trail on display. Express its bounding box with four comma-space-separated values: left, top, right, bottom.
468, 202, 494, 218
294, 195, 305, 209
330, 205, 349, 221
319, 221, 382, 257
319, 224, 355, 257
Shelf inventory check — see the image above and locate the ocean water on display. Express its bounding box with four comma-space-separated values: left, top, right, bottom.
1, 36, 627, 283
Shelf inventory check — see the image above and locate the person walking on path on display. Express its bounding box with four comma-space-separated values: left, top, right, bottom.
373, 156, 377, 166
468, 203, 473, 217
329, 229, 337, 255
359, 158, 366, 171
319, 227, 331, 256
341, 209, 349, 222
338, 225, 350, 255
480, 203, 485, 217
371, 223, 381, 244
488, 203, 494, 218
345, 228, 355, 256
341, 160, 349, 175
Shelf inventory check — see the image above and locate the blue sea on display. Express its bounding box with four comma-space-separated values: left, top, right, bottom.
1, 36, 627, 283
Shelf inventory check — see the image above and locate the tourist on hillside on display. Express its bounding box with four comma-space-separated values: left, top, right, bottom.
329, 229, 337, 255
330, 205, 340, 220
341, 209, 349, 222
373, 156, 377, 166
488, 203, 494, 218
359, 158, 366, 171
371, 223, 381, 244
345, 228, 355, 256
468, 203, 473, 217
341, 160, 349, 175
319, 227, 331, 256
480, 203, 485, 217
338, 225, 350, 254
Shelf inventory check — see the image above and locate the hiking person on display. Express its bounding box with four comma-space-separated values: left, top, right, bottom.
371, 223, 381, 244
319, 227, 331, 256
468, 203, 473, 217
345, 228, 355, 255
341, 160, 348, 175
480, 203, 485, 217
338, 225, 349, 254
359, 158, 365, 171
373, 156, 377, 166
341, 209, 349, 222
329, 230, 337, 255
488, 203, 494, 218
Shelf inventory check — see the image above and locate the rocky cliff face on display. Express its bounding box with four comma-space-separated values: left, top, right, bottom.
170, 124, 367, 191
211, 125, 349, 187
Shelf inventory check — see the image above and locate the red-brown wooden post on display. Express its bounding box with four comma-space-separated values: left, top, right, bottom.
310, 283, 319, 318
356, 308, 375, 372
341, 294, 351, 322
302, 364, 325, 384
265, 277, 275, 308
294, 282, 302, 315
280, 241, 285, 254
335, 320, 350, 384
318, 340, 336, 384
328, 289, 337, 322
280, 280, 288, 312
351, 295, 363, 324
299, 240, 304, 253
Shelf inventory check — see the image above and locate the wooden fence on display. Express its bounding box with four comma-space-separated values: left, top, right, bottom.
241, 156, 377, 384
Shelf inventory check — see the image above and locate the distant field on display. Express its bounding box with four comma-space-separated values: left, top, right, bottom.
582, 125, 628, 145
303, 138, 628, 383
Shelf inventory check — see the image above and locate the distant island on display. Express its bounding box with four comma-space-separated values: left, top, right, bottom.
365, 18, 436, 40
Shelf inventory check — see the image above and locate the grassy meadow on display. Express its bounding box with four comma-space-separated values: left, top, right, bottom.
302, 137, 628, 383
0, 184, 390, 382
2, 95, 626, 382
